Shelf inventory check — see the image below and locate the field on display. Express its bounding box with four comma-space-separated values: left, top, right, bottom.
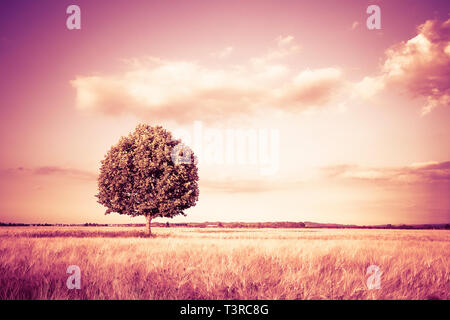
0, 226, 448, 300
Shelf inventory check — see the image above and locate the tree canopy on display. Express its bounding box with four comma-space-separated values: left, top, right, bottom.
96, 124, 199, 234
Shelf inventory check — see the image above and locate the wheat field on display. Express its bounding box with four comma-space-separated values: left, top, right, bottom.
0, 226, 448, 300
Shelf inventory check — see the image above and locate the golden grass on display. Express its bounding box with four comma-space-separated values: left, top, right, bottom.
0, 227, 448, 300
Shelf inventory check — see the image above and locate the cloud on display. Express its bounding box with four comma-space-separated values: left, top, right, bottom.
250, 35, 300, 66
211, 46, 234, 59
355, 19, 450, 114
277, 35, 294, 46
322, 161, 450, 184
353, 76, 385, 100
71, 36, 345, 123
199, 160, 450, 193
71, 20, 449, 121
0, 166, 97, 181
275, 68, 343, 109
200, 177, 304, 193
3, 161, 448, 194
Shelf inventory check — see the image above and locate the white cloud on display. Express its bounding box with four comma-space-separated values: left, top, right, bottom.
211, 46, 234, 59
354, 19, 450, 114
72, 36, 345, 123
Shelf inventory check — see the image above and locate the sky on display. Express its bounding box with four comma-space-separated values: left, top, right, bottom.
0, 0, 449, 225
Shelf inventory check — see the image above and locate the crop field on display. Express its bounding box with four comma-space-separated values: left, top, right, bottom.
0, 227, 448, 300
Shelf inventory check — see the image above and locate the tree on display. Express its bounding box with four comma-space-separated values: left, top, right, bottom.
96, 124, 199, 235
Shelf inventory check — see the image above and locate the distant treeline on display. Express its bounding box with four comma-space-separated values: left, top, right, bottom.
0, 222, 56, 227
1, 221, 449, 229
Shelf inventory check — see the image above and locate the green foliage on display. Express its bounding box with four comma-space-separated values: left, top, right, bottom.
96, 124, 199, 220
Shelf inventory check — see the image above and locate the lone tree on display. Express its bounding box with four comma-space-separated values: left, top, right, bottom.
97, 124, 199, 235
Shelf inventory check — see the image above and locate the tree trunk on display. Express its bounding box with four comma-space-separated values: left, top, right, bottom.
145, 215, 152, 235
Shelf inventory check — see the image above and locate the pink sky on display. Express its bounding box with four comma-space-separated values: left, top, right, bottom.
0, 0, 449, 225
